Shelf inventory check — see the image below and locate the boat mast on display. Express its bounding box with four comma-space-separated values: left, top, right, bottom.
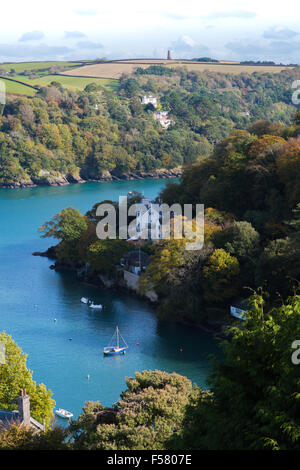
116, 326, 119, 348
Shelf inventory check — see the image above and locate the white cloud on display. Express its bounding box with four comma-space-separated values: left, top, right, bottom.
0, 43, 72, 61
76, 41, 104, 49
206, 10, 257, 20
64, 31, 87, 39
263, 26, 299, 40
73, 9, 99, 16
226, 38, 300, 63
162, 12, 191, 20
19, 31, 45, 42
0, 1, 299, 62
170, 35, 210, 58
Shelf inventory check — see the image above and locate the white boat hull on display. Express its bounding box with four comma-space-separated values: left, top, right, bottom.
55, 409, 73, 419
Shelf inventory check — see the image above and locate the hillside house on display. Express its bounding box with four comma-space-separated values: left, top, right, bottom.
153, 111, 174, 129
0, 389, 45, 432
230, 299, 249, 321
127, 197, 162, 242
142, 95, 158, 107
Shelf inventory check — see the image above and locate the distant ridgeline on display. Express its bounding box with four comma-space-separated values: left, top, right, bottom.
240, 60, 297, 66
0, 64, 300, 187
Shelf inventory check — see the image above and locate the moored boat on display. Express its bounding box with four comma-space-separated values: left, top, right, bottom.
55, 408, 73, 419
104, 327, 128, 356
89, 302, 103, 309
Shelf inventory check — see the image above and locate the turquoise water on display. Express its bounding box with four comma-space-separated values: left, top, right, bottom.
0, 180, 219, 419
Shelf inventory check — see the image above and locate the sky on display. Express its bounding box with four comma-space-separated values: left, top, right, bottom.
0, 0, 300, 63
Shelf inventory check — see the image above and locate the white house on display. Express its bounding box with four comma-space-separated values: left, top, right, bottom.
128, 198, 162, 242
142, 95, 158, 107
153, 111, 174, 129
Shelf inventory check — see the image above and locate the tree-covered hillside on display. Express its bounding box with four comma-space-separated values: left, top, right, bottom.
38, 113, 300, 330
155, 113, 300, 324
0, 65, 299, 186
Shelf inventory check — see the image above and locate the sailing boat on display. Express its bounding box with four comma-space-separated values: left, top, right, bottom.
103, 326, 128, 356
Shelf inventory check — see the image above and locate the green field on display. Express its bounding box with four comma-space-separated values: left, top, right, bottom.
0, 78, 36, 96
24, 74, 118, 92
0, 73, 118, 96
0, 61, 89, 74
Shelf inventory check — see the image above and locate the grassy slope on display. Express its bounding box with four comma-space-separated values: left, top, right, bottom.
0, 78, 36, 96
1, 74, 118, 96
0, 61, 118, 95
1, 61, 87, 73
28, 74, 118, 91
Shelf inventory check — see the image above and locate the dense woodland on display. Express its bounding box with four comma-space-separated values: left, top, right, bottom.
1, 65, 300, 185
39, 111, 300, 329
152, 113, 300, 324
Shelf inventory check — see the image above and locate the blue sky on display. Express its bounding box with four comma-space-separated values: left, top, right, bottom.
0, 0, 299, 63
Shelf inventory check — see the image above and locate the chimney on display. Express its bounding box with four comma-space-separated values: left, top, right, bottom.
17, 389, 31, 425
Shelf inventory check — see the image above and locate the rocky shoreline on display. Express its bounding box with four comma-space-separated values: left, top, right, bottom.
0, 168, 182, 189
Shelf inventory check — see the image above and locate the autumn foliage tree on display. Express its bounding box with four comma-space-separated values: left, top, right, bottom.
176, 292, 300, 450
203, 249, 240, 303
69, 370, 198, 450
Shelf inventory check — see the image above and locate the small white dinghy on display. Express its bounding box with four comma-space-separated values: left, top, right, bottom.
89, 302, 103, 309
81, 297, 89, 304
55, 408, 73, 419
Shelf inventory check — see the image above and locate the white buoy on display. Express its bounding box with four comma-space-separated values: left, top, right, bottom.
54, 318, 57, 322
87, 374, 90, 380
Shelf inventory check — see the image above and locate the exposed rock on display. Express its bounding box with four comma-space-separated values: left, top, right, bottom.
31, 174, 69, 186
110, 167, 182, 181
66, 173, 85, 184
32, 246, 57, 258
0, 179, 36, 188
1, 167, 182, 189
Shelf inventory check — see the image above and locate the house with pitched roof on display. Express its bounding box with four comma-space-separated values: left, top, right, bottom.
0, 389, 45, 432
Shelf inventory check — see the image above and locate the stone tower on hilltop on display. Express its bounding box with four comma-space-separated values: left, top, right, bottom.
167, 50, 172, 60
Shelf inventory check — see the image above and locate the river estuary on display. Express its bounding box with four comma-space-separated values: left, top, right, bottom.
0, 179, 219, 419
